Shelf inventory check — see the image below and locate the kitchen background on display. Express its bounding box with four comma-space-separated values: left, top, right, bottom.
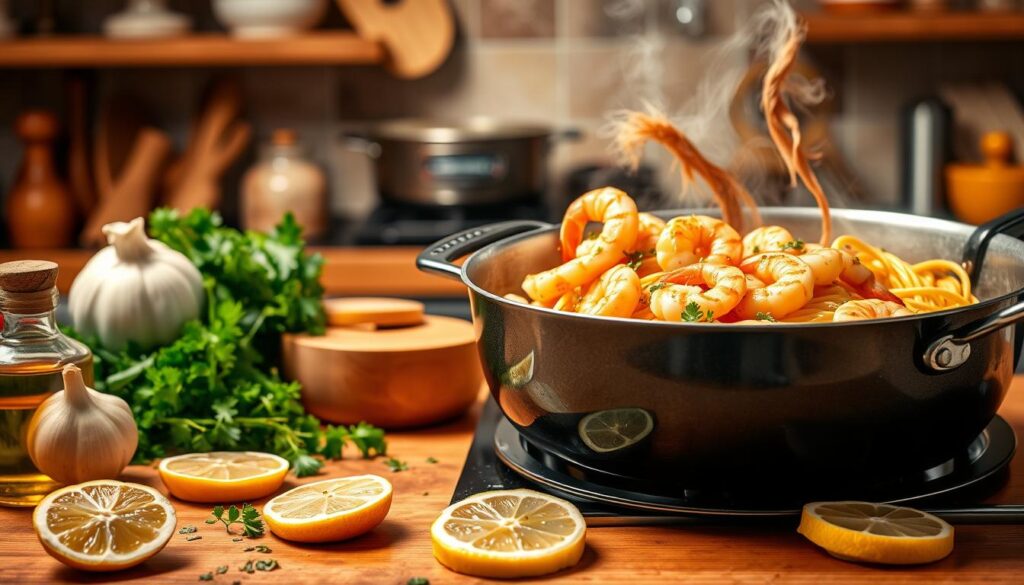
0, 0, 1022, 246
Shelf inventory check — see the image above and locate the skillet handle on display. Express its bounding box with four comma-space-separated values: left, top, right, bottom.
961, 207, 1024, 284
924, 301, 1024, 371
927, 208, 1024, 371
416, 220, 551, 281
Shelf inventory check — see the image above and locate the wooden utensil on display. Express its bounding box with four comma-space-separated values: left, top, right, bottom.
283, 309, 482, 428
324, 297, 425, 328
5, 110, 77, 249
66, 75, 96, 217
80, 127, 171, 247
164, 78, 252, 212
336, 0, 454, 79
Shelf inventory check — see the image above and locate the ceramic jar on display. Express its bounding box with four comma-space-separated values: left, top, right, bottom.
212, 0, 327, 38
242, 129, 327, 239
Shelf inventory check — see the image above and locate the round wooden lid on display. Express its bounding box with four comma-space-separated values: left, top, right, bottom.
324, 297, 426, 328
0, 260, 59, 293
289, 315, 475, 353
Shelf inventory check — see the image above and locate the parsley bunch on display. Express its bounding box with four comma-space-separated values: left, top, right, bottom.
70, 209, 386, 476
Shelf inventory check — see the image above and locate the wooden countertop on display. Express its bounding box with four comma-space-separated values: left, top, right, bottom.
0, 247, 467, 298
3, 380, 1024, 584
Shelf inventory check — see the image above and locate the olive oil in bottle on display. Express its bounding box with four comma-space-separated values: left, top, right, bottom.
0, 261, 93, 506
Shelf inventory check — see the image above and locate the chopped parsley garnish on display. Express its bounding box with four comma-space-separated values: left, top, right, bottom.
623, 250, 647, 270
752, 245, 761, 254
244, 545, 272, 553
186, 535, 202, 542
199, 572, 213, 581
216, 566, 229, 574
426, 457, 438, 464
779, 239, 805, 252
384, 457, 408, 472
206, 503, 264, 538
647, 283, 667, 293
408, 579, 431, 585
681, 302, 713, 323
179, 525, 197, 535
755, 312, 776, 322
239, 559, 279, 574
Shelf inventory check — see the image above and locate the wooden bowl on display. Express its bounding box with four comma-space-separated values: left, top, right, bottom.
283, 314, 483, 428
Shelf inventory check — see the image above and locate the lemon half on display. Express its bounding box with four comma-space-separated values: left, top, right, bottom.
158, 451, 289, 503
431, 488, 586, 578
33, 480, 176, 572
798, 501, 954, 565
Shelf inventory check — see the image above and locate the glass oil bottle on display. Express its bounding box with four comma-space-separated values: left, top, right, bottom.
0, 260, 92, 506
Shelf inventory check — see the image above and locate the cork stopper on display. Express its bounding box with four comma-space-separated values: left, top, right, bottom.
0, 260, 59, 313
0, 261, 58, 293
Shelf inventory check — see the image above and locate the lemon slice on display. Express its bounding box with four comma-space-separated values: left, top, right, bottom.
578, 408, 653, 453
263, 475, 392, 543
431, 488, 586, 578
798, 501, 954, 565
158, 451, 289, 503
499, 351, 535, 389
33, 480, 176, 572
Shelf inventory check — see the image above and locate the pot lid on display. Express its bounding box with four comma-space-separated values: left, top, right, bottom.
369, 117, 551, 142
947, 131, 1024, 181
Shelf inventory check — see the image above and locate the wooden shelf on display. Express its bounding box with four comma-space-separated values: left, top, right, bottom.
0, 32, 385, 68
803, 11, 1024, 43
0, 247, 466, 298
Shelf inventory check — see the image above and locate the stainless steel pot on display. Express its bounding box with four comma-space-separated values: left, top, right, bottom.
417, 208, 1024, 487
346, 118, 567, 206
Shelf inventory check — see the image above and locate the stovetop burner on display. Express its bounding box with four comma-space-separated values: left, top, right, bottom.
453, 400, 1016, 525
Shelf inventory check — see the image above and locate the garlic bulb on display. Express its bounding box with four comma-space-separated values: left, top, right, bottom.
27, 365, 138, 485
70, 217, 203, 350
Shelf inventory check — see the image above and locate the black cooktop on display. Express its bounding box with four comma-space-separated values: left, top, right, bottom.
453, 399, 1018, 525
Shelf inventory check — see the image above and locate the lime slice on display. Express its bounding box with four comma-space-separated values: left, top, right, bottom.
499, 351, 535, 389
577, 408, 654, 453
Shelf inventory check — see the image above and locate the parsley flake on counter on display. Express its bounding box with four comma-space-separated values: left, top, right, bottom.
240, 559, 280, 574
408, 578, 430, 585
198, 572, 213, 581
426, 457, 438, 464
216, 566, 229, 575
244, 545, 272, 553
385, 457, 409, 472
185, 535, 202, 542
207, 503, 264, 537
178, 525, 197, 535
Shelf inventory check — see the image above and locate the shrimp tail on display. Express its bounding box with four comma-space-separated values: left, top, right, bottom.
613, 110, 761, 233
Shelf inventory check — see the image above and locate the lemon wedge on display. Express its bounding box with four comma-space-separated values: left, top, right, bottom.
798, 501, 954, 565
157, 451, 289, 503
33, 480, 176, 572
431, 489, 586, 578
500, 351, 535, 389
578, 408, 653, 453
263, 475, 392, 543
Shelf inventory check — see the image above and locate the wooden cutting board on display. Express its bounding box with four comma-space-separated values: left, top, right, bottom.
283, 314, 482, 428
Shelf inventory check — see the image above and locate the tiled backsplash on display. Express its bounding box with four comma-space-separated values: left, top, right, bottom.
1, 0, 1022, 225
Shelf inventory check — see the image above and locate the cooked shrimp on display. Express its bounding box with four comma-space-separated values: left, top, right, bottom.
657, 215, 742, 271
634, 212, 666, 253
523, 187, 639, 305
734, 253, 815, 320
577, 265, 641, 318
559, 187, 639, 262
800, 247, 855, 286
833, 299, 914, 322
836, 255, 905, 305
553, 288, 581, 312
745, 274, 767, 290
742, 226, 796, 257
649, 263, 746, 322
